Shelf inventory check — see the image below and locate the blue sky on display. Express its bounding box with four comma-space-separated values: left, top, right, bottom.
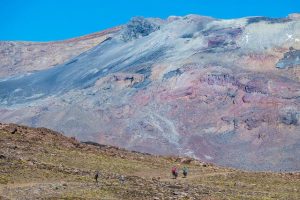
1, 0, 300, 41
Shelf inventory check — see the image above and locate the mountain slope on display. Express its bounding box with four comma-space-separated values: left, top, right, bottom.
0, 15, 299, 171
0, 123, 299, 199
0, 27, 121, 78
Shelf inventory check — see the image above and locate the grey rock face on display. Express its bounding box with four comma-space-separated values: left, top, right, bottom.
276, 49, 300, 69
247, 16, 292, 25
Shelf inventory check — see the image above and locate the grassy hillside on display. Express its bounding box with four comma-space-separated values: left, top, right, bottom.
0, 123, 299, 199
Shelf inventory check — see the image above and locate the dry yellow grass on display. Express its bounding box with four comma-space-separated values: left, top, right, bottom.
0, 124, 299, 199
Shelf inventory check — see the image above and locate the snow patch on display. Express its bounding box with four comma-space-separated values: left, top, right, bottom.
183, 149, 200, 160
204, 155, 213, 160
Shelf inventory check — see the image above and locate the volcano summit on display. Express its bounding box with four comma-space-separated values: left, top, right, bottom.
0, 14, 299, 171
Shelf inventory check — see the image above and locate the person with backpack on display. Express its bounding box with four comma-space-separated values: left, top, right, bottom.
182, 166, 188, 178
171, 166, 178, 179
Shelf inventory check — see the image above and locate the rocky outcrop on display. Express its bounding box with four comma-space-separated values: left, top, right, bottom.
121, 17, 162, 41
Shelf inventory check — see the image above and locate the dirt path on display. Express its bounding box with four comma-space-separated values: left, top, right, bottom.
0, 181, 102, 199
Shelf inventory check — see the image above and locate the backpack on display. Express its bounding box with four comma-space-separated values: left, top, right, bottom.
172, 167, 177, 173
183, 167, 188, 173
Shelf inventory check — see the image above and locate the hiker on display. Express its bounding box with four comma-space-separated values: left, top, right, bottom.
119, 175, 125, 184
94, 171, 99, 183
182, 166, 188, 178
171, 166, 178, 179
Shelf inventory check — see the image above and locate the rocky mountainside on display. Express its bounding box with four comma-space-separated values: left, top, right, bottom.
0, 123, 299, 199
0, 14, 300, 171
0, 27, 121, 77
